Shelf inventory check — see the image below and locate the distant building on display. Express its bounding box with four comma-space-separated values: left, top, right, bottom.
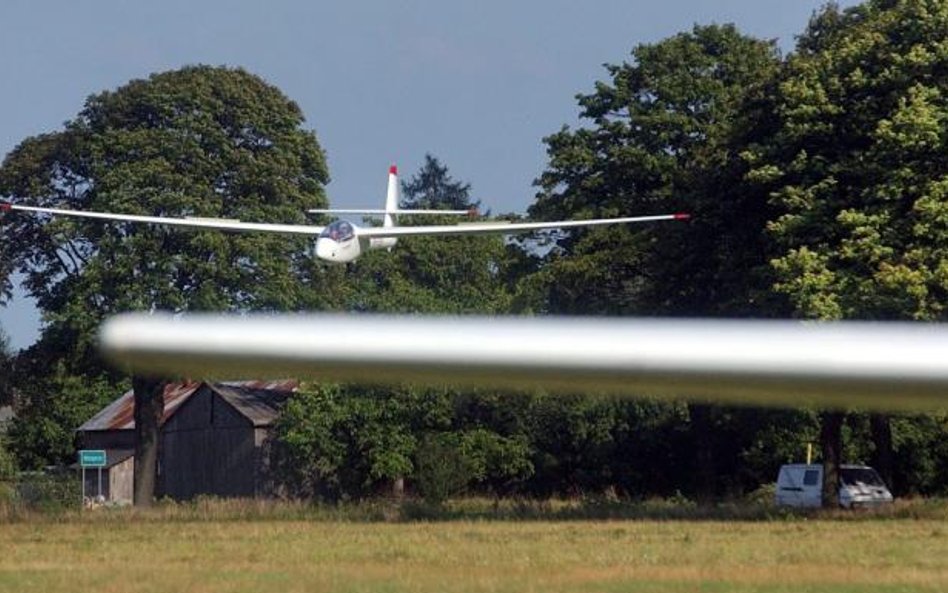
77, 380, 298, 503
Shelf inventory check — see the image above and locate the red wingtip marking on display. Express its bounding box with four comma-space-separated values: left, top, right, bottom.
673, 213, 691, 220
389, 164, 398, 175
0, 202, 11, 212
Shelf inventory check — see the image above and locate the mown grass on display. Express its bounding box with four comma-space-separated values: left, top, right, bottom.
0, 498, 946, 592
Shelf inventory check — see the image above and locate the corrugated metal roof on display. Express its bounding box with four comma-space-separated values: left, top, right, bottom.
78, 379, 298, 432
212, 380, 299, 426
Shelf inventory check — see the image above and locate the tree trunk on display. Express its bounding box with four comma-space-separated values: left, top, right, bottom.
392, 476, 405, 499
133, 375, 167, 507
690, 403, 715, 504
870, 413, 894, 492
820, 410, 844, 508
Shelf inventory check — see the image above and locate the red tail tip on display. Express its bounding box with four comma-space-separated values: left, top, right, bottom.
389, 164, 398, 175
673, 213, 691, 220
0, 202, 11, 212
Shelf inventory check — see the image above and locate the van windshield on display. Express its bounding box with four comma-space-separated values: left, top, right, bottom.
840, 468, 885, 487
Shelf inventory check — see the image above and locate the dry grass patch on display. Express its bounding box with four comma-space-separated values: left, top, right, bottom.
0, 505, 946, 592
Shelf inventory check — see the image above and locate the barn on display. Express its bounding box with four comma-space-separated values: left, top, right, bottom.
77, 379, 298, 503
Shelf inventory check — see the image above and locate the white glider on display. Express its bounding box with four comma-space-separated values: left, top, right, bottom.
99, 313, 948, 411
1, 165, 689, 263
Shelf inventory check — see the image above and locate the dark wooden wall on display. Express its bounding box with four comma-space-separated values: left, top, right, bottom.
159, 387, 257, 499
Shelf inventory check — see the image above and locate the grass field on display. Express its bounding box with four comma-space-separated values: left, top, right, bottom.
1, 500, 946, 592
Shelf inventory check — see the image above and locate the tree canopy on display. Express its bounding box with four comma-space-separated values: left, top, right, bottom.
400, 154, 480, 211
0, 66, 329, 470
753, 0, 948, 321
1, 65, 328, 325
4, 3, 948, 503
530, 24, 783, 317
343, 155, 514, 314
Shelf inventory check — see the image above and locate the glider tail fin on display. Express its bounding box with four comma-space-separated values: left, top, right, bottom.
384, 165, 399, 229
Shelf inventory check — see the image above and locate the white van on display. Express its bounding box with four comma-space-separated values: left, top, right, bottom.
775, 464, 893, 508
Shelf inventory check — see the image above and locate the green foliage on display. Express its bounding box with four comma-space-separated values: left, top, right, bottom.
8, 354, 124, 469
531, 23, 784, 317
0, 65, 328, 468
273, 384, 464, 500
0, 64, 328, 353
889, 413, 948, 495
270, 385, 346, 500
344, 156, 514, 314
10, 471, 80, 513
0, 436, 16, 482
754, 0, 948, 320
0, 327, 12, 405
413, 432, 474, 504
400, 154, 479, 211
5, 12, 948, 505
458, 428, 533, 493
343, 233, 514, 314
273, 386, 539, 502
741, 0, 948, 503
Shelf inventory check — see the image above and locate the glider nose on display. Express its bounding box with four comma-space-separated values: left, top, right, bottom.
315, 237, 338, 261
315, 237, 361, 263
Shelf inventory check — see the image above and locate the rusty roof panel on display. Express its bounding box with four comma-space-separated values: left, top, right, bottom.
78, 380, 297, 432
212, 380, 299, 427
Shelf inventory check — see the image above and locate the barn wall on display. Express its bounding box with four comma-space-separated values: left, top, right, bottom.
110, 457, 134, 503
159, 388, 257, 499
82, 430, 135, 451
254, 427, 276, 497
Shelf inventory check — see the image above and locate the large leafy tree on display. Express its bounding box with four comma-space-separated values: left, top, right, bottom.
529, 24, 784, 501
531, 23, 783, 318
748, 0, 948, 503
759, 0, 948, 321
0, 66, 329, 501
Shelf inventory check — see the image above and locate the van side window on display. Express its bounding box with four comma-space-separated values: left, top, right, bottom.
803, 469, 819, 486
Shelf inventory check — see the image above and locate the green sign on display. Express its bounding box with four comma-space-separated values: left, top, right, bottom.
79, 449, 107, 468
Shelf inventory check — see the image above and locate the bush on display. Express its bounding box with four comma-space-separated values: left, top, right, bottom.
13, 471, 81, 512
0, 438, 15, 481
414, 433, 475, 505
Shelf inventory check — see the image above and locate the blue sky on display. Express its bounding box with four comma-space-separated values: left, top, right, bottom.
0, 0, 859, 349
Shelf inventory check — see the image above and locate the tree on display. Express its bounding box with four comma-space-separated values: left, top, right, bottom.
759, 0, 948, 321
532, 23, 783, 318
273, 384, 456, 501
530, 24, 784, 502
268, 157, 533, 502
344, 157, 514, 314
400, 154, 479, 211
7, 353, 121, 469
0, 327, 12, 406
0, 432, 15, 486
413, 432, 474, 504
820, 411, 844, 507
747, 0, 948, 505
0, 66, 329, 503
